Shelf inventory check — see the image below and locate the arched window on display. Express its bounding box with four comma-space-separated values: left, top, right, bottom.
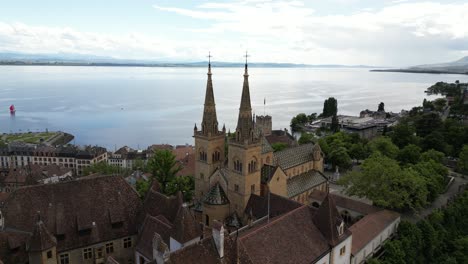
248, 157, 258, 173
234, 159, 242, 173
199, 149, 207, 162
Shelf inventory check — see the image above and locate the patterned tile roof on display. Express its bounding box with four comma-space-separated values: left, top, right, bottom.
273, 143, 314, 170
287, 170, 328, 198
261, 165, 278, 184
261, 136, 273, 154
203, 183, 229, 205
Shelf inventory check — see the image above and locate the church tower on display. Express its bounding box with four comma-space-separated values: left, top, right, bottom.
228, 56, 262, 215
194, 57, 226, 200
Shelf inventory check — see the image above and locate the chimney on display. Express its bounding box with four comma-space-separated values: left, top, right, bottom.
152, 233, 169, 264
212, 220, 224, 258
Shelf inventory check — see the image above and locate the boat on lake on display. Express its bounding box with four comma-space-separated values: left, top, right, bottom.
10, 104, 15, 114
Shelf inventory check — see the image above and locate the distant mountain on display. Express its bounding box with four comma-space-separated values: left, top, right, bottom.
372, 56, 468, 75
0, 52, 379, 68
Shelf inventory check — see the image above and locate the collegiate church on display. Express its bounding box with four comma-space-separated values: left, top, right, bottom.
193, 59, 328, 227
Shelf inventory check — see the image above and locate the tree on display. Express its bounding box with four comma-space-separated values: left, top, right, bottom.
271, 142, 288, 152
349, 143, 368, 161
368, 137, 399, 159
321, 97, 338, 118
298, 133, 316, 145
457, 145, 468, 174
421, 149, 445, 163
378, 102, 385, 112
166, 175, 195, 201
331, 114, 340, 133
415, 112, 443, 138
147, 150, 182, 194
397, 144, 421, 165
328, 147, 352, 170
390, 122, 418, 148
290, 113, 309, 132
339, 153, 428, 210
83, 161, 127, 176
421, 131, 447, 153
136, 179, 150, 198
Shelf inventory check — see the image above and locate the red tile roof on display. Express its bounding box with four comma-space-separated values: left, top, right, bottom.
309, 190, 379, 215
349, 210, 400, 255
239, 205, 331, 264
2, 175, 142, 252
313, 194, 351, 246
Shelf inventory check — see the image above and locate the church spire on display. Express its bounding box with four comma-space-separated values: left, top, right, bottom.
200, 52, 219, 136
235, 51, 256, 144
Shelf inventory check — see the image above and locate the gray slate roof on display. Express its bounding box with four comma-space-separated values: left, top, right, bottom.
287, 170, 328, 198
274, 143, 314, 170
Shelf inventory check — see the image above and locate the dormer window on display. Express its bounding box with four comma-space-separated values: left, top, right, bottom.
337, 220, 344, 236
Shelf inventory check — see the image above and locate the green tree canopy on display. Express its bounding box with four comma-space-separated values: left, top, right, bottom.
147, 149, 182, 194
298, 133, 316, 145
421, 149, 445, 163
321, 97, 338, 118
328, 146, 352, 170
397, 144, 421, 165
368, 137, 399, 159
339, 153, 428, 210
271, 142, 288, 152
166, 175, 195, 201
457, 145, 468, 174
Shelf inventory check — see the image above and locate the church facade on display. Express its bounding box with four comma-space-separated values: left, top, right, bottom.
193, 61, 328, 227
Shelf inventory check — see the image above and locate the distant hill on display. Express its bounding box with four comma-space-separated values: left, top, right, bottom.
372, 56, 468, 75
0, 52, 378, 68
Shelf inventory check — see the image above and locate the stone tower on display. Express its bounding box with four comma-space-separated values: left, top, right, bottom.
227, 62, 262, 214
194, 61, 226, 200
255, 115, 272, 136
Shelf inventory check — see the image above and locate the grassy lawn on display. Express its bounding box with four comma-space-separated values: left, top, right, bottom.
3, 132, 57, 144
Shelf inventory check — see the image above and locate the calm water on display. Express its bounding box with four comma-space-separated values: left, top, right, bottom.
1, 66, 467, 149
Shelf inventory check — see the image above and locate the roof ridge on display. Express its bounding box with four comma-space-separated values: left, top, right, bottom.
240, 205, 308, 240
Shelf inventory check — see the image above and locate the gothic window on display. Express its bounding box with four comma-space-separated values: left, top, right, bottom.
199, 150, 207, 162
213, 150, 221, 162
205, 215, 210, 226
234, 159, 242, 173
248, 158, 258, 173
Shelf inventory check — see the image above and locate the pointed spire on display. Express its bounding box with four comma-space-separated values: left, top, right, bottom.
235, 51, 256, 144
200, 52, 220, 136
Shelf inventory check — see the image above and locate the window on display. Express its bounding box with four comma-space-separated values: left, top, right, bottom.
199, 151, 207, 162
340, 246, 346, 256
251, 184, 255, 193
234, 160, 242, 173
106, 242, 114, 253
96, 247, 103, 258
47, 250, 53, 259
60, 254, 70, 264
123, 237, 132, 248
83, 248, 93, 259
205, 214, 210, 226
234, 184, 239, 192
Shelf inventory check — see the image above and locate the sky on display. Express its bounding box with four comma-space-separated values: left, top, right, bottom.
1, 0, 468, 66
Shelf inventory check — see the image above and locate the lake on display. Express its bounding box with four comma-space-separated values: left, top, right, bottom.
1, 66, 467, 149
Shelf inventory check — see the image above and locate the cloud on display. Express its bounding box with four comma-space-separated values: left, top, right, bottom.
1, 1, 468, 66
153, 0, 468, 65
